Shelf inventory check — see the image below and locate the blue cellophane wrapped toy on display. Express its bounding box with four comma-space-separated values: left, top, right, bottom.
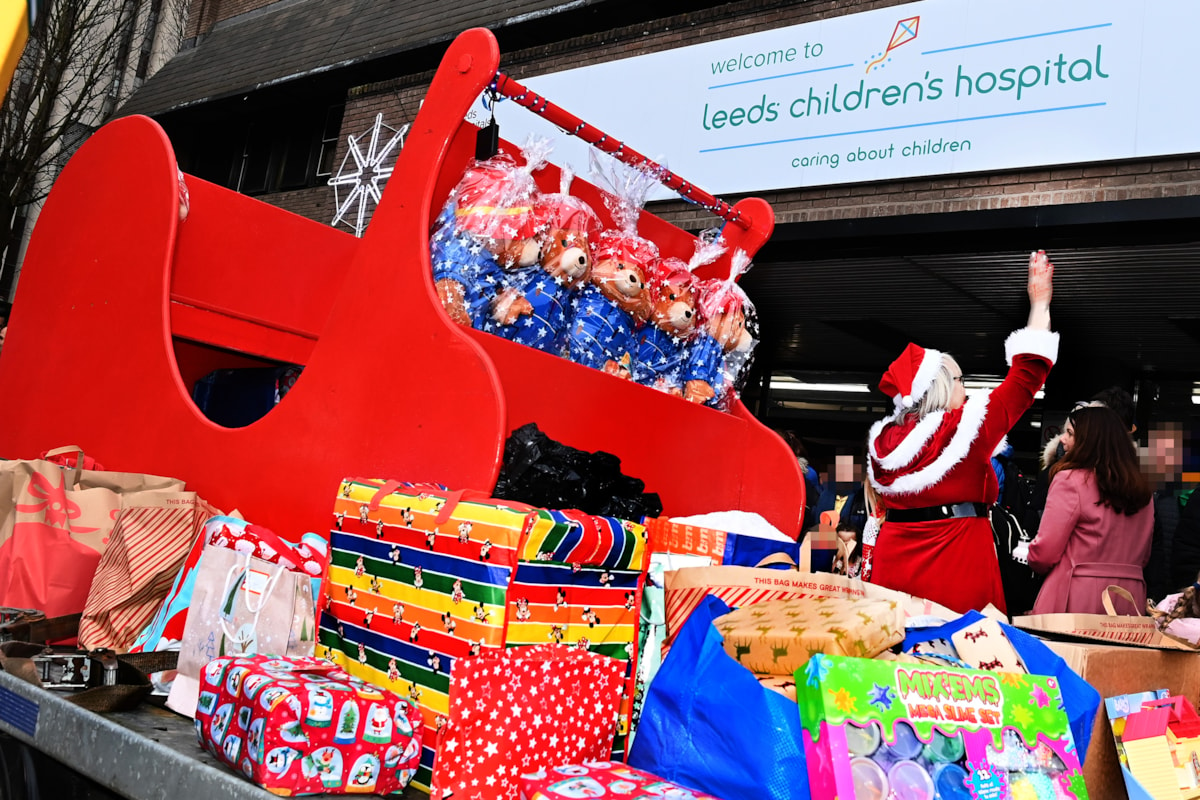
430, 209, 506, 331
683, 248, 759, 409
430, 146, 547, 329
566, 153, 660, 378
634, 237, 726, 394
491, 168, 601, 355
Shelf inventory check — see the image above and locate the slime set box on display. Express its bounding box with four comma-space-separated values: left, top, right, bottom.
796, 654, 1088, 800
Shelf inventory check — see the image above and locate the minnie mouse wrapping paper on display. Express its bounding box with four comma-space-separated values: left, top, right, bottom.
194, 654, 423, 796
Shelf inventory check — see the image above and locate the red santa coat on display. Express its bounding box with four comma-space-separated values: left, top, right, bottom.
867, 328, 1059, 615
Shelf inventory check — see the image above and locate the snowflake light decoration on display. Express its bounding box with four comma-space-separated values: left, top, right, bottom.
328, 113, 409, 237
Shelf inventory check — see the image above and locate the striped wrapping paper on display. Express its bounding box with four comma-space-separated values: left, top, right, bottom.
506, 509, 649, 758
317, 482, 650, 792
317, 479, 544, 792
78, 493, 218, 651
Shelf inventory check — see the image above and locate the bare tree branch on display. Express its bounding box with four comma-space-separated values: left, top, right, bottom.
1, 0, 189, 295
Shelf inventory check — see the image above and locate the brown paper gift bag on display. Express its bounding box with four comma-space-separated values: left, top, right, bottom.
78, 492, 219, 652
663, 556, 955, 651
0, 448, 189, 618
1013, 585, 1200, 652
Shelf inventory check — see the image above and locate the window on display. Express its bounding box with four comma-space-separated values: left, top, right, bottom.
167, 97, 345, 196
316, 104, 344, 178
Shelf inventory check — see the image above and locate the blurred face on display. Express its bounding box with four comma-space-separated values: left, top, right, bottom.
948, 361, 966, 410
1140, 425, 1183, 483
834, 455, 853, 483
834, 455, 864, 484
1061, 419, 1076, 453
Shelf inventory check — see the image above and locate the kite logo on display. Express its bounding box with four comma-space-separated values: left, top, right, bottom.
865, 16, 920, 74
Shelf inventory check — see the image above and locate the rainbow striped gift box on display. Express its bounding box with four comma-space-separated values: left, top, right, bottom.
317, 480, 649, 792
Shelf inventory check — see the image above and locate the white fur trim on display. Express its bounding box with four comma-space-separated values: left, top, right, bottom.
868, 410, 946, 472
1041, 433, 1064, 470
869, 393, 991, 496
904, 348, 944, 407
1004, 328, 1060, 366
992, 436, 1009, 458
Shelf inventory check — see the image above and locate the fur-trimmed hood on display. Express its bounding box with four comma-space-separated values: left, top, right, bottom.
868, 395, 992, 496
1041, 433, 1065, 471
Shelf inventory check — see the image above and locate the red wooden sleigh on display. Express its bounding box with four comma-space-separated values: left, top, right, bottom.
0, 27, 804, 539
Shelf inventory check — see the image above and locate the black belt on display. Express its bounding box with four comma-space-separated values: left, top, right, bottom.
886, 502, 990, 523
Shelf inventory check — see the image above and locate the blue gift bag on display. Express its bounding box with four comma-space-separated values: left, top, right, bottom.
722, 531, 801, 568
904, 609, 1101, 762
628, 594, 810, 800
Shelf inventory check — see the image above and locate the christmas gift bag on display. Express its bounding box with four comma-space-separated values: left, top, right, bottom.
131, 516, 328, 656
430, 644, 626, 800
520, 761, 721, 800
169, 544, 317, 717
663, 562, 945, 652
505, 509, 650, 756
77, 492, 218, 652
0, 452, 189, 618
316, 479, 544, 790
193, 654, 423, 796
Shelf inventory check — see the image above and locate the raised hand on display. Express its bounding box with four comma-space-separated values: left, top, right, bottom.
1028, 249, 1054, 306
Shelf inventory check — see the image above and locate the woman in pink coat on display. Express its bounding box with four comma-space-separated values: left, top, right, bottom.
1027, 404, 1154, 614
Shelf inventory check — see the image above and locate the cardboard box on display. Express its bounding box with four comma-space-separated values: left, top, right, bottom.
1047, 640, 1200, 800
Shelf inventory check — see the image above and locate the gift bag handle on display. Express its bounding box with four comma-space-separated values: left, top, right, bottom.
1101, 585, 1141, 617
41, 445, 88, 487
754, 552, 799, 570
219, 551, 286, 651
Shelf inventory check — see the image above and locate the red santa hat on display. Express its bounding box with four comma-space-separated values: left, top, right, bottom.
532, 192, 602, 238
879, 342, 945, 409
594, 229, 659, 269
647, 256, 694, 288
453, 158, 541, 241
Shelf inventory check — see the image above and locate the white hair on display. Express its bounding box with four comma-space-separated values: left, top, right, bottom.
900, 354, 958, 424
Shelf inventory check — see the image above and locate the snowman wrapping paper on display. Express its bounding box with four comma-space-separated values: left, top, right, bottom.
194, 654, 423, 796
520, 762, 721, 800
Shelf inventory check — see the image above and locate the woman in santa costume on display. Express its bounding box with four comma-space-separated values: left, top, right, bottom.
866, 250, 1058, 614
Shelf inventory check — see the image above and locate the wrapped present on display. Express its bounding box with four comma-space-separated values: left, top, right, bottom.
520, 761, 720, 800
797, 654, 1089, 800
662, 565, 930, 655
504, 508, 649, 756
317, 480, 650, 790
194, 654, 423, 796
713, 594, 903, 675
950, 617, 1028, 674
431, 644, 626, 800
756, 673, 798, 702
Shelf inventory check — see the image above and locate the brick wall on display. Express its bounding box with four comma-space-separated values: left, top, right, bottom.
269, 186, 337, 229
264, 0, 1200, 231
